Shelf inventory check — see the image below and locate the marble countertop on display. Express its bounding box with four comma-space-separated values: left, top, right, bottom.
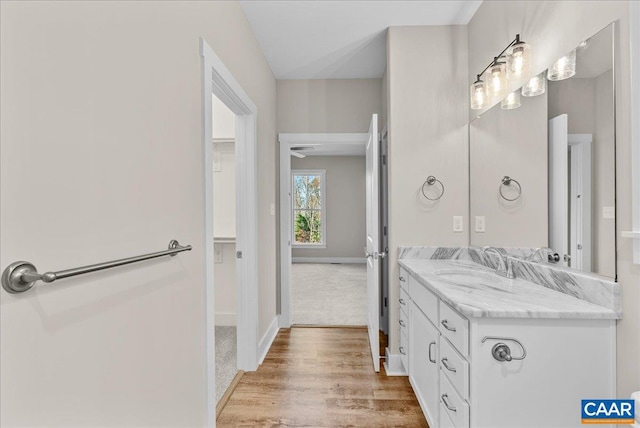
399, 259, 620, 319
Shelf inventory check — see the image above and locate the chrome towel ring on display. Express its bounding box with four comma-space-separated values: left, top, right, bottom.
499, 176, 522, 201
421, 175, 445, 201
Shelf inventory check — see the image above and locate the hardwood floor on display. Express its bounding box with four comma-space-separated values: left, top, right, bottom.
217, 327, 428, 428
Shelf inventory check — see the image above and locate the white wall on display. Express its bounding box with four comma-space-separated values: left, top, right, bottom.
291, 156, 366, 259
0, 1, 276, 426
468, 0, 639, 399
277, 79, 382, 133
387, 25, 469, 352
469, 91, 548, 247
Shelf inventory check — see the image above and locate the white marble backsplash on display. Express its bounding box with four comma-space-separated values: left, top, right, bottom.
398, 246, 620, 315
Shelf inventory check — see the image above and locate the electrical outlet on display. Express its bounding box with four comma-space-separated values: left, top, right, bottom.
453, 216, 464, 232
603, 206, 615, 219
475, 216, 486, 233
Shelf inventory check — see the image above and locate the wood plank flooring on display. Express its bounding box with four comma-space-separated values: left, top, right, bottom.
217, 327, 428, 428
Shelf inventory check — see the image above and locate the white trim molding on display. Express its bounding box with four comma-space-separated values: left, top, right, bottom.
279, 133, 369, 328
292, 257, 366, 264
215, 312, 237, 326
258, 317, 280, 365
383, 348, 407, 376
200, 37, 260, 426
624, 0, 640, 264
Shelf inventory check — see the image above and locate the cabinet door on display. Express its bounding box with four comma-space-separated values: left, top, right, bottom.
409, 302, 439, 427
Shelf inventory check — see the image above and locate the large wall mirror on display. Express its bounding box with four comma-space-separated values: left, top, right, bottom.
469, 22, 616, 279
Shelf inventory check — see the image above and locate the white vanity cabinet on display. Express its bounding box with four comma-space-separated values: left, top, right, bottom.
398, 266, 617, 428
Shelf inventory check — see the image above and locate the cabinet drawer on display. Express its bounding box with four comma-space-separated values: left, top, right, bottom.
439, 403, 457, 428
399, 286, 410, 317
409, 275, 438, 324
439, 301, 469, 357
439, 334, 470, 400
399, 330, 409, 372
440, 371, 469, 428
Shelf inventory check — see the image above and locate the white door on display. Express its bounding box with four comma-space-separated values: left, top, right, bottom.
569, 135, 592, 272
365, 114, 380, 372
548, 114, 569, 266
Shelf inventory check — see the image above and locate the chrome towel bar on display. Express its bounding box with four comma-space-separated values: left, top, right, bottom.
2, 239, 192, 294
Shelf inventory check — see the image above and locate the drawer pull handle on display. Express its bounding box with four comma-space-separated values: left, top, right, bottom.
428, 341, 436, 363
441, 357, 457, 372
441, 394, 457, 412
441, 319, 456, 332
399, 298, 406, 305
399, 276, 405, 282
399, 346, 406, 355
399, 319, 406, 327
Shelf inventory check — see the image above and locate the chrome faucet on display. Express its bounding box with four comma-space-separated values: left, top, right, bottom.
528, 247, 555, 263
482, 247, 515, 279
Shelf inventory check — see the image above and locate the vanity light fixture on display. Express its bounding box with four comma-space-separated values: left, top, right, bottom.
547, 49, 576, 81
522, 71, 546, 97
470, 34, 532, 110
501, 90, 521, 110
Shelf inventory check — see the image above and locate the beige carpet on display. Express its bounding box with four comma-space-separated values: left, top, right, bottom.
292, 263, 367, 326
215, 326, 237, 404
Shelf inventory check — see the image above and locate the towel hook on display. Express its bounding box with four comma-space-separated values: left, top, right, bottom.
422, 175, 445, 201
499, 176, 522, 201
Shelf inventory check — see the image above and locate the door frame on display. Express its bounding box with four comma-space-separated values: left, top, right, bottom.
568, 134, 592, 271
200, 38, 259, 426
278, 133, 368, 327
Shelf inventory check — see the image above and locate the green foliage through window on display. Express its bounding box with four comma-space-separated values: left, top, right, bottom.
293, 173, 323, 244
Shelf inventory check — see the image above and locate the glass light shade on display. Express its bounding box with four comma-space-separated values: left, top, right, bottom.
470, 80, 487, 110
485, 62, 508, 98
506, 41, 531, 78
521, 72, 546, 97
547, 49, 576, 81
501, 91, 521, 110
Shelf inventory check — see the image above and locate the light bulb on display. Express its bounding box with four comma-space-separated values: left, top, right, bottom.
501, 91, 521, 110
522, 71, 546, 97
470, 79, 487, 110
547, 49, 576, 81
507, 40, 531, 79
485, 61, 507, 98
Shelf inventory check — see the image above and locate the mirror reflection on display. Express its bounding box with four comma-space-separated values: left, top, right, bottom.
469, 23, 616, 279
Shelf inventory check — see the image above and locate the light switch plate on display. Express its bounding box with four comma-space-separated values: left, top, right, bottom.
475, 216, 486, 233
270, 203, 276, 216
603, 206, 615, 219
453, 216, 464, 232
214, 244, 223, 263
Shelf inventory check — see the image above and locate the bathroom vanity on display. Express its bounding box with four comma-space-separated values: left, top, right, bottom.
397, 248, 620, 428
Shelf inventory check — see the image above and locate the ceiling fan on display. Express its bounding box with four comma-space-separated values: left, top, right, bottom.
290, 146, 316, 158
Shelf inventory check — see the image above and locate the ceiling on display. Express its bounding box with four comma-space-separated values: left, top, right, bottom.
239, 1, 482, 80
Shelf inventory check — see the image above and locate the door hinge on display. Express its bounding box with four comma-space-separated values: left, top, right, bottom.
383, 226, 387, 236
384, 297, 388, 307
236, 251, 243, 259
382, 154, 386, 165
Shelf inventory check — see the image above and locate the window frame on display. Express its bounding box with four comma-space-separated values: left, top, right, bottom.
291, 169, 327, 248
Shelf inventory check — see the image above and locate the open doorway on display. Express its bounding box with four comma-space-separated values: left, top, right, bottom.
289, 155, 367, 326
212, 95, 239, 405
200, 38, 260, 425
279, 125, 386, 371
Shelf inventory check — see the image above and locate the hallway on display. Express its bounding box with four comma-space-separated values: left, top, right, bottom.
216, 327, 427, 427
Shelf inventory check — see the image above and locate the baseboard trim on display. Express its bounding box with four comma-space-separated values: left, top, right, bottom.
258, 316, 279, 365
292, 257, 366, 264
216, 370, 244, 419
383, 348, 407, 376
215, 312, 237, 326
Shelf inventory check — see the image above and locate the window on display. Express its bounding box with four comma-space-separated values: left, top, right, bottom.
292, 170, 326, 247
